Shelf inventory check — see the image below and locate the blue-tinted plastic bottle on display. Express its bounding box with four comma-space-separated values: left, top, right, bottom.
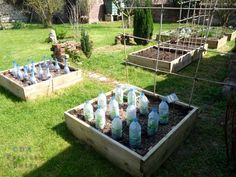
126, 104, 136, 125
159, 100, 169, 124
98, 91, 107, 112
147, 107, 159, 136
139, 92, 149, 115
128, 88, 136, 107
112, 116, 122, 140
129, 118, 141, 149
109, 96, 119, 119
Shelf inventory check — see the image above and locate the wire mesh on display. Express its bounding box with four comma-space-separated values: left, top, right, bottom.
121, 0, 236, 106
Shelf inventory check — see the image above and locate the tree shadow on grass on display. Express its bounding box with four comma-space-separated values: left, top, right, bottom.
23, 122, 130, 177
0, 86, 23, 102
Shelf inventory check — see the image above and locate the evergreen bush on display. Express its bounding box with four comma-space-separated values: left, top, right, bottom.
133, 0, 153, 45
80, 29, 93, 58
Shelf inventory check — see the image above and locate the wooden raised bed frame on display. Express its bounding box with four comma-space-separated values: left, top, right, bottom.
65, 86, 198, 177
0, 62, 82, 100
127, 46, 193, 72
225, 31, 236, 41
190, 36, 228, 49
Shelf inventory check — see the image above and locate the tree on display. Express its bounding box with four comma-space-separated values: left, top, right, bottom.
216, 0, 236, 26
24, 0, 64, 27
112, 0, 136, 28
80, 29, 93, 58
133, 0, 153, 45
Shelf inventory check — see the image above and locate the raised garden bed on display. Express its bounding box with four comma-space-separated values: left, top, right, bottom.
127, 46, 193, 72
188, 36, 228, 49
65, 85, 198, 177
164, 42, 208, 60
0, 61, 82, 100
225, 30, 236, 41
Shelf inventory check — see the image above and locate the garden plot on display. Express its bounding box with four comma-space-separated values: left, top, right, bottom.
127, 46, 193, 72
0, 61, 82, 100
64, 85, 198, 177
164, 41, 208, 60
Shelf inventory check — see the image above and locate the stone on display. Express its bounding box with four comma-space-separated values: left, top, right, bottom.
49, 29, 58, 44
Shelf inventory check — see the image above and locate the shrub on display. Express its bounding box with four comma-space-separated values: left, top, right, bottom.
80, 29, 93, 58
133, 0, 153, 45
55, 28, 67, 40
12, 21, 25, 29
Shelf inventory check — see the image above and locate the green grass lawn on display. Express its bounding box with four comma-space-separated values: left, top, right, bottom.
0, 22, 235, 177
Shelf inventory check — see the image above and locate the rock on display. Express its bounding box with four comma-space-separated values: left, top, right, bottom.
49, 29, 58, 44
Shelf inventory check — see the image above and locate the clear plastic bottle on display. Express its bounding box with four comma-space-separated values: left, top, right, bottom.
27, 59, 32, 73
97, 91, 107, 112
11, 60, 17, 78
64, 59, 70, 74
126, 104, 136, 125
159, 100, 169, 125
43, 56, 47, 68
128, 88, 136, 107
129, 118, 141, 149
115, 85, 123, 104
30, 70, 37, 84
31, 61, 37, 74
109, 96, 119, 119
147, 107, 159, 136
83, 101, 94, 122
139, 92, 149, 115
54, 58, 60, 72
49, 58, 54, 70
95, 106, 106, 129
112, 116, 122, 140
23, 66, 29, 80
38, 64, 44, 80
16, 64, 23, 81
45, 65, 52, 79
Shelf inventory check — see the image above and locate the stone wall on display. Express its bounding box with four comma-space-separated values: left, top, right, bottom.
0, 0, 28, 22
89, 0, 105, 23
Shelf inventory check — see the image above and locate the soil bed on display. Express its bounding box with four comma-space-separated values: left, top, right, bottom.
2, 62, 76, 87
136, 46, 187, 62
70, 93, 192, 156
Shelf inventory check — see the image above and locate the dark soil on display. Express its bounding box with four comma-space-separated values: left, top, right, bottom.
136, 46, 187, 62
71, 93, 193, 156
3, 62, 76, 87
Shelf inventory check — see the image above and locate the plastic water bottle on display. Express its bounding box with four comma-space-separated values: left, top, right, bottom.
30, 70, 37, 84
115, 85, 123, 104
109, 96, 119, 119
49, 58, 54, 70
97, 91, 107, 112
64, 59, 70, 74
126, 104, 136, 125
139, 92, 149, 115
159, 100, 169, 124
11, 61, 17, 78
27, 59, 32, 73
128, 88, 136, 107
112, 116, 122, 140
43, 56, 47, 68
54, 58, 60, 72
83, 101, 94, 121
23, 66, 28, 80
38, 64, 44, 80
95, 106, 106, 129
45, 65, 52, 79
16, 64, 23, 81
31, 61, 37, 74
147, 107, 159, 136
129, 118, 141, 149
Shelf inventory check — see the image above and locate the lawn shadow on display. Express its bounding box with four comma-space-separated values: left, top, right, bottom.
23, 122, 130, 177
0, 86, 23, 102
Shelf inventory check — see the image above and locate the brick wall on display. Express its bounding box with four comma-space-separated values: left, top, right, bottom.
89, 0, 105, 23
0, 0, 28, 22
